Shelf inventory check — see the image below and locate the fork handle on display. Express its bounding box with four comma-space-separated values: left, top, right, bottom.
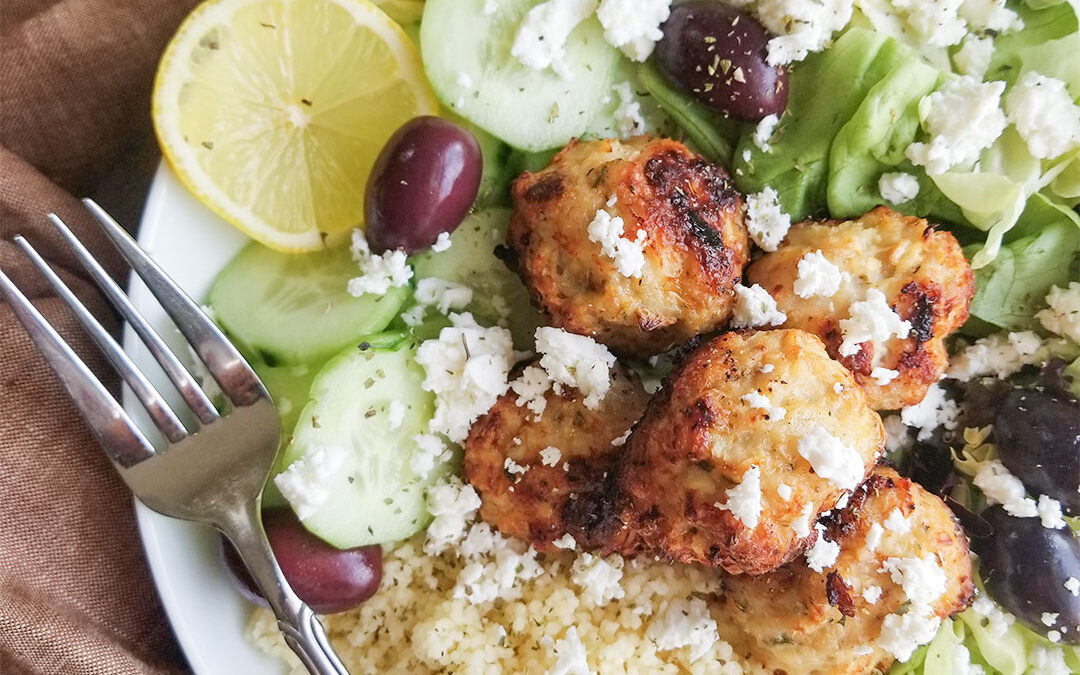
221, 506, 350, 675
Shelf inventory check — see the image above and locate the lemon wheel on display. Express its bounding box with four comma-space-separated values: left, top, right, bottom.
153, 0, 438, 251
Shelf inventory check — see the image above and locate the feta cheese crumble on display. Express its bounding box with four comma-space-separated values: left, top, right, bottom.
884, 508, 912, 534
347, 230, 413, 296
791, 502, 814, 538
596, 0, 671, 61
952, 34, 993, 79
756, 0, 854, 66
1005, 72, 1080, 160
863, 585, 883, 604
1038, 494, 1067, 530
947, 330, 1070, 380
715, 466, 764, 528
878, 172, 920, 204
878, 611, 942, 662
540, 446, 563, 467
571, 553, 625, 606
793, 249, 843, 299
387, 400, 406, 430
425, 478, 483, 554
971, 593, 1015, 638
1037, 282, 1080, 342
805, 524, 840, 572
870, 367, 900, 385
1066, 577, 1080, 597
797, 424, 866, 491
511, 0, 597, 78
647, 597, 720, 662
752, 113, 779, 152
274, 444, 346, 520
906, 77, 1007, 174
838, 289, 911, 357
777, 482, 793, 500
549, 626, 592, 675
431, 231, 453, 252
510, 364, 550, 419
414, 277, 474, 314
587, 201, 648, 278
745, 186, 791, 251
876, 555, 948, 662
740, 391, 787, 421
972, 460, 1038, 518
611, 81, 648, 138
411, 434, 452, 480
731, 283, 787, 328
535, 327, 617, 409
890, 0, 967, 47
865, 522, 884, 552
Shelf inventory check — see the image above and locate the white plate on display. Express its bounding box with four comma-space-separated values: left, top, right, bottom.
127, 162, 287, 674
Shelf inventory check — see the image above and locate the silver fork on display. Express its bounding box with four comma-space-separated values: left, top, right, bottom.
0, 199, 349, 675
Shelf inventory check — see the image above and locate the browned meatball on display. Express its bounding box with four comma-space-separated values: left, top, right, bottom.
715, 467, 975, 675
463, 365, 649, 552
615, 329, 885, 575
507, 137, 749, 356
746, 206, 974, 410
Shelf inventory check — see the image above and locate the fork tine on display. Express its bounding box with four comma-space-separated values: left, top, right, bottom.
15, 236, 189, 444
0, 266, 155, 468
45, 211, 221, 424
80, 199, 266, 408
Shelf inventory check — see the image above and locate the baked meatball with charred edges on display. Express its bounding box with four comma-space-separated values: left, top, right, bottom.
463, 364, 650, 552
746, 206, 974, 410
615, 329, 885, 575
507, 137, 749, 357
715, 466, 974, 675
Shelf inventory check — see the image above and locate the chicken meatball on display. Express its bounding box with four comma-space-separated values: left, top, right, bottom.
507, 137, 749, 356
745, 206, 974, 410
463, 364, 649, 552
715, 467, 975, 675
614, 329, 885, 574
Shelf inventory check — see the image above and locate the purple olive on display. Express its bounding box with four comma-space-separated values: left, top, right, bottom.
969, 506, 1080, 643
655, 1, 788, 121
221, 508, 383, 614
365, 116, 482, 253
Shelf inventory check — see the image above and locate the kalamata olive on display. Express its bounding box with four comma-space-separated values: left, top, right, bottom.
221, 508, 382, 614
994, 386, 1080, 515
969, 505, 1080, 643
365, 116, 482, 253
655, 1, 788, 121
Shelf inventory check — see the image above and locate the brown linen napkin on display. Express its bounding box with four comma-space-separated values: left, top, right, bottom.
1, 0, 200, 672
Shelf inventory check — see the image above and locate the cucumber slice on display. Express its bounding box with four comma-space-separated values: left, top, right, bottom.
411, 208, 544, 348
208, 242, 408, 365
420, 0, 621, 151
274, 343, 448, 547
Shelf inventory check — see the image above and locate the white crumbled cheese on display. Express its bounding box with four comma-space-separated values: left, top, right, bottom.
454, 522, 543, 603
540, 446, 563, 467
399, 303, 427, 327
752, 113, 779, 152
760, 363, 776, 374
347, 230, 413, 296
878, 172, 920, 204
793, 250, 843, 299
1042, 612, 1060, 627
387, 400, 406, 430
1037, 282, 1080, 342
950, 644, 985, 675
952, 34, 993, 79
536, 327, 616, 409
411, 433, 452, 480
890, 0, 967, 47
595, 0, 671, 61
740, 391, 787, 421
777, 482, 793, 500
1029, 646, 1070, 675
870, 367, 900, 386
647, 597, 720, 662
947, 331, 1070, 380
731, 283, 787, 329
510, 0, 597, 78
715, 466, 764, 529
883, 414, 913, 455
971, 594, 1015, 638
1038, 494, 1067, 530
883, 508, 912, 534
587, 203, 648, 278
611, 427, 632, 447
973, 460, 1038, 518
792, 502, 814, 538
416, 313, 518, 443
510, 365, 551, 419
414, 277, 474, 314
906, 77, 1007, 174
273, 445, 346, 521
960, 0, 1023, 32
745, 186, 791, 251
865, 522, 885, 552
797, 424, 866, 491
425, 478, 483, 554
571, 553, 626, 607
553, 533, 577, 550
833, 382, 845, 394
806, 524, 840, 572
1005, 72, 1080, 160
878, 611, 942, 663
838, 289, 911, 357
863, 585, 883, 604
900, 382, 959, 442
611, 81, 648, 138
756, 0, 854, 66
431, 231, 453, 252
504, 456, 528, 479
1066, 577, 1080, 597
549, 626, 593, 675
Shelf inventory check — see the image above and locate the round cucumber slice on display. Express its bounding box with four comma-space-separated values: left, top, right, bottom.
274, 343, 448, 548
411, 208, 544, 348
208, 242, 408, 365
420, 0, 621, 151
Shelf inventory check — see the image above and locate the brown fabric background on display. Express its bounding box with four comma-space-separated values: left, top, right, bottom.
1, 0, 200, 672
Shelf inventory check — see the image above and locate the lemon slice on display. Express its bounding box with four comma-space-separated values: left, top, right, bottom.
153, 0, 438, 251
